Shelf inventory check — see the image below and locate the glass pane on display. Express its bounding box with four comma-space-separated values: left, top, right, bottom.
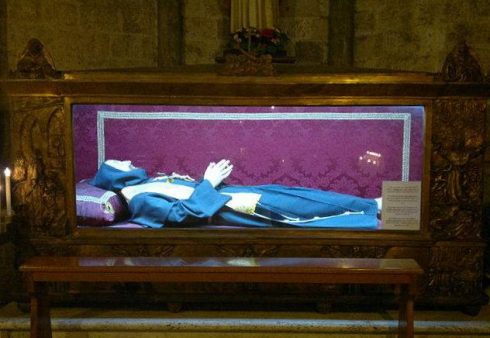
73, 104, 425, 231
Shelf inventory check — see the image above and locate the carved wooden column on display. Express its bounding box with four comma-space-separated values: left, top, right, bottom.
157, 0, 183, 66
9, 97, 68, 238
430, 99, 485, 240
428, 41, 488, 312
428, 97, 487, 310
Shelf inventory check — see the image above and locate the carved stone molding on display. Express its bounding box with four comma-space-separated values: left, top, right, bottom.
430, 99, 486, 240
9, 97, 67, 237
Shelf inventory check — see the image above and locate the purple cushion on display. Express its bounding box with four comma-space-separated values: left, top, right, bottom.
76, 180, 128, 226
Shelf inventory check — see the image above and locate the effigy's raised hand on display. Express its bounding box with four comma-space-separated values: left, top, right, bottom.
203, 159, 233, 187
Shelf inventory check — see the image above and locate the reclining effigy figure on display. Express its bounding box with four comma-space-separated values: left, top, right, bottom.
91, 159, 381, 228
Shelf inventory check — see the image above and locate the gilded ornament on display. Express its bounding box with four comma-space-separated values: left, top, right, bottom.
13, 39, 62, 79
439, 41, 484, 82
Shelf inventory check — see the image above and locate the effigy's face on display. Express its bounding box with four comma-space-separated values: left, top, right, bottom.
72, 104, 426, 231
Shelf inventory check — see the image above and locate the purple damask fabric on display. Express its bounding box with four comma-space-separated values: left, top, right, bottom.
73, 105, 425, 199
76, 180, 128, 226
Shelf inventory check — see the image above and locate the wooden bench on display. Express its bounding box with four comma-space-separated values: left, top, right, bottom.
20, 256, 423, 338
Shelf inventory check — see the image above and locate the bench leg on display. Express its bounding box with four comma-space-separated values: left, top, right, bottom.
398, 284, 415, 338
29, 282, 52, 338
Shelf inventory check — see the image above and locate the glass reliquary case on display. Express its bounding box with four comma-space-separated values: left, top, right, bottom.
1, 59, 488, 310
73, 103, 427, 233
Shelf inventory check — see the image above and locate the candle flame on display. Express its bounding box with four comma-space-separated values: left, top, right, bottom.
4, 168, 10, 176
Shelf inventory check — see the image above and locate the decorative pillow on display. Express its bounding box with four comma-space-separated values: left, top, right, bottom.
76, 180, 128, 226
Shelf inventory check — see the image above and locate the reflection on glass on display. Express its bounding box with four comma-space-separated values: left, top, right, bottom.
359, 151, 382, 166
73, 105, 425, 231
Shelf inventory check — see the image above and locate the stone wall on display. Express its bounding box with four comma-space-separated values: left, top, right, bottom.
6, 0, 158, 71
0, 1, 7, 76
280, 0, 329, 64
158, 1, 183, 66
181, 0, 330, 65
4, 0, 490, 71
182, 0, 229, 65
179, 0, 490, 70
355, 0, 490, 73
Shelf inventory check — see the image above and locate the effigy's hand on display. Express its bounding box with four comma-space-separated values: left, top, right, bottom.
203, 159, 233, 188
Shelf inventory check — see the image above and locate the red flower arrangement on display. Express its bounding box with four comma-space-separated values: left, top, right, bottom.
228, 27, 289, 57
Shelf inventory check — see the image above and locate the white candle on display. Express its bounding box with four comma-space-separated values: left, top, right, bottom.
4, 168, 11, 217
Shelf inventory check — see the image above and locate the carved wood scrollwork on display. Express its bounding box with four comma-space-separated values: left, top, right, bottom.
217, 244, 279, 257
32, 241, 76, 257
430, 99, 486, 240
426, 244, 483, 297
320, 245, 388, 258
9, 97, 67, 237
110, 245, 175, 257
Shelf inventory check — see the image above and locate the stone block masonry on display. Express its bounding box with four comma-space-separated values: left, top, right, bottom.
6, 0, 158, 71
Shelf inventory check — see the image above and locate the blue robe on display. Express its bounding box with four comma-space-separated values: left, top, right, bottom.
91, 162, 379, 229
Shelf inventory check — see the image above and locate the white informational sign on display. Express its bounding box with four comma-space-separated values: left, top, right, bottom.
381, 181, 421, 230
